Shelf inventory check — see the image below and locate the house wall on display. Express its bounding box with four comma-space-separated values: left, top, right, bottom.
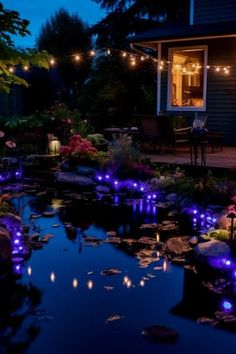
194, 0, 236, 24
160, 37, 236, 144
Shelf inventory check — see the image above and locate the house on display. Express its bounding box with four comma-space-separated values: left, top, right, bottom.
130, 0, 236, 144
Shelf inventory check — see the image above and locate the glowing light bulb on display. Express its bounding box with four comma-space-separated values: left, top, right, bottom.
163, 260, 167, 272
140, 56, 145, 61
50, 58, 55, 65
23, 65, 29, 71
216, 67, 220, 72
9, 67, 14, 73
107, 49, 111, 55
222, 300, 233, 312
126, 280, 132, 288
90, 50, 96, 56
131, 60, 136, 66
122, 52, 127, 57
75, 55, 81, 61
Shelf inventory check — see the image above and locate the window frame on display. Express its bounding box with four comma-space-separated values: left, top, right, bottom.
167, 45, 208, 112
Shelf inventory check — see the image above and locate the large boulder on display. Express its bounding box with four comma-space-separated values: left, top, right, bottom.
194, 240, 231, 268
55, 171, 95, 186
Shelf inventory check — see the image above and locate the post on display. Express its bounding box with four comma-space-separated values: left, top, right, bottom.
157, 42, 162, 115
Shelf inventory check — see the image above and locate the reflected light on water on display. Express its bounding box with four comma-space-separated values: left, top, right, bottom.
87, 280, 94, 290
72, 278, 79, 288
123, 276, 129, 284
139, 279, 145, 287
126, 280, 132, 288
163, 260, 168, 272
156, 232, 160, 242
27, 266, 32, 276
50, 272, 56, 283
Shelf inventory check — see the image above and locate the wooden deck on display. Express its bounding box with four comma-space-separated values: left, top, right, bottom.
144, 146, 236, 170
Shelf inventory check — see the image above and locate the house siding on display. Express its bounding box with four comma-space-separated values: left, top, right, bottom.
160, 38, 236, 144
194, 0, 236, 24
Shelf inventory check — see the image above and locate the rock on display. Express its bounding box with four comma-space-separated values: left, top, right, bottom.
194, 240, 231, 267
96, 185, 111, 193
166, 193, 177, 202
142, 325, 178, 343
165, 236, 192, 256
217, 214, 236, 230
56, 171, 95, 186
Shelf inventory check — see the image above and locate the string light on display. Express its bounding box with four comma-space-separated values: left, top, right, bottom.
49, 58, 55, 66
5, 47, 231, 75
75, 55, 81, 61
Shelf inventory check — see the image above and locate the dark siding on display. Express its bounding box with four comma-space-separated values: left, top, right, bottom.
160, 38, 236, 144
194, 0, 236, 24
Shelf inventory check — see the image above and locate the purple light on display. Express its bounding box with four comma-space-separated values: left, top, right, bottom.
233, 270, 236, 278
105, 174, 110, 179
19, 246, 23, 251
212, 217, 217, 223
14, 239, 20, 245
16, 231, 21, 237
114, 180, 119, 185
97, 175, 102, 181
15, 171, 20, 177
222, 300, 233, 312
193, 209, 198, 214
152, 194, 157, 199
140, 187, 144, 191
133, 183, 138, 188
223, 258, 232, 267
193, 218, 197, 223
200, 214, 205, 218
147, 195, 151, 200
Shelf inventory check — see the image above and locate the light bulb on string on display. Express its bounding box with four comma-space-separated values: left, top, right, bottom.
75, 55, 81, 62
49, 58, 55, 66
9, 67, 15, 73
90, 50, 96, 56
23, 65, 29, 71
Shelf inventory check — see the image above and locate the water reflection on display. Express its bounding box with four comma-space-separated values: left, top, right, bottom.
0, 272, 42, 353
50, 272, 56, 283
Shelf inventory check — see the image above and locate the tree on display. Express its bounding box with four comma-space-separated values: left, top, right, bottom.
37, 8, 92, 104
0, 3, 49, 93
92, 0, 189, 48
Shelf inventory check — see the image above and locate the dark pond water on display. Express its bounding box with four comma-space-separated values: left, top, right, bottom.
1, 188, 236, 354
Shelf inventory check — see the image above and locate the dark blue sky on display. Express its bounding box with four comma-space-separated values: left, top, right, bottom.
3, 0, 105, 48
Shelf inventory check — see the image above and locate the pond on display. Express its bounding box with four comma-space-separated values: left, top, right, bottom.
1, 185, 236, 354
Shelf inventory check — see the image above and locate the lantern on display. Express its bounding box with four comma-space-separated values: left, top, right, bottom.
48, 137, 61, 155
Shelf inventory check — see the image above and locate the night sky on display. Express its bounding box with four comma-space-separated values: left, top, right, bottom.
2, 0, 105, 48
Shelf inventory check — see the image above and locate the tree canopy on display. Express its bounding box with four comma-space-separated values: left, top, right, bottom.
0, 3, 50, 93
37, 8, 92, 101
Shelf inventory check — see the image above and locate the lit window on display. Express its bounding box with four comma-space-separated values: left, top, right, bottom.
168, 46, 207, 110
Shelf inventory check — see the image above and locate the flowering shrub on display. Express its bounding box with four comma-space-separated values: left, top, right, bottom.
60, 134, 98, 159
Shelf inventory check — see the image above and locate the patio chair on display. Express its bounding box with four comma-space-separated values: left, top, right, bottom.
157, 115, 191, 153
139, 115, 162, 152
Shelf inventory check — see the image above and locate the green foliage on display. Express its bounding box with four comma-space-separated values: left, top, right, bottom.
0, 3, 50, 93
87, 134, 107, 147
207, 229, 230, 241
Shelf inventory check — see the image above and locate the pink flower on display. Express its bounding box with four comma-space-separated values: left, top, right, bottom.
60, 145, 72, 157
5, 140, 16, 148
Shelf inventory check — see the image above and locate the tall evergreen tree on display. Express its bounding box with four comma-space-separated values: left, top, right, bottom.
37, 8, 92, 104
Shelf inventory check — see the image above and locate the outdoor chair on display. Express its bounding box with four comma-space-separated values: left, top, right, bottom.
139, 115, 162, 152
157, 115, 191, 153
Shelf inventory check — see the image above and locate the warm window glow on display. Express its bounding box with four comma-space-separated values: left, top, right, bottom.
169, 48, 206, 109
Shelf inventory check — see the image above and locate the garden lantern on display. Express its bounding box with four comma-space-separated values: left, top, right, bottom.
49, 137, 61, 155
